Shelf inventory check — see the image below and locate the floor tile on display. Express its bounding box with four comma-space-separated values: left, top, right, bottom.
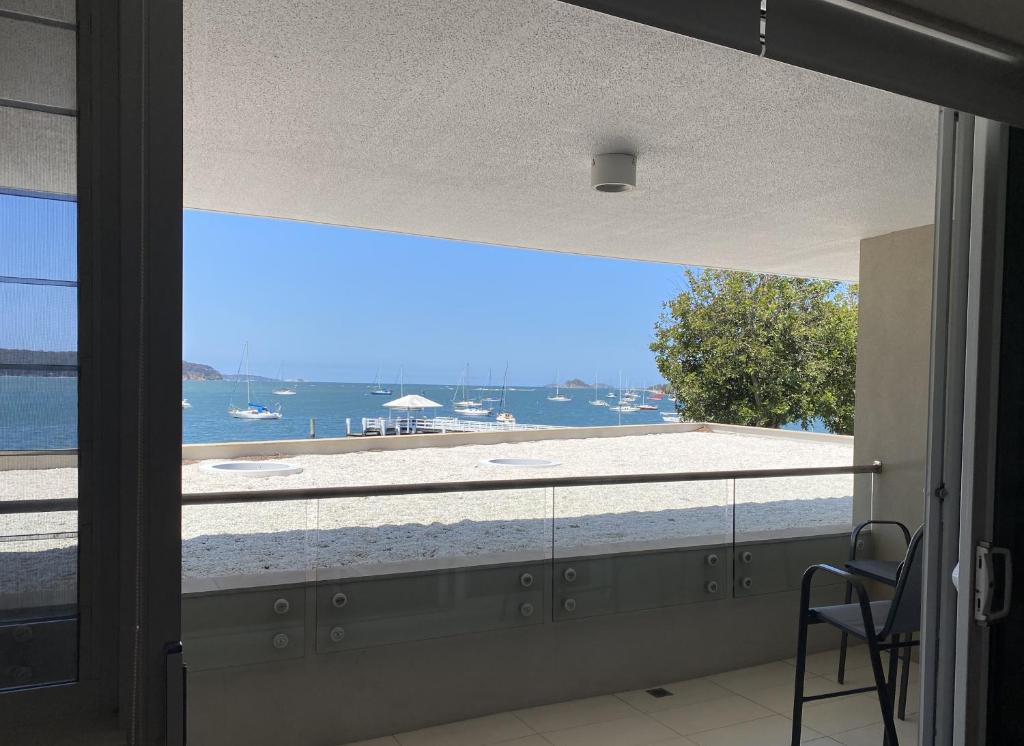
787, 647, 871, 677
394, 713, 535, 746
492, 737, 550, 746
341, 737, 400, 746
832, 712, 920, 746
742, 676, 841, 715
800, 692, 890, 736
687, 714, 821, 745
651, 695, 775, 736
616, 678, 736, 713
542, 715, 681, 746
514, 695, 636, 732
709, 662, 802, 697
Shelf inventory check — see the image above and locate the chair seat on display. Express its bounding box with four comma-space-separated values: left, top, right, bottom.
812, 600, 891, 638
845, 559, 901, 585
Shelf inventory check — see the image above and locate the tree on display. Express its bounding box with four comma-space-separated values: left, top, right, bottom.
650, 269, 858, 434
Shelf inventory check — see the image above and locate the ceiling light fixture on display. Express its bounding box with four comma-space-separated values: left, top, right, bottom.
591, 153, 636, 193
817, 0, 1018, 64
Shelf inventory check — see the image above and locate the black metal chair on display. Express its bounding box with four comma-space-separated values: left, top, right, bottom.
839, 520, 913, 719
791, 526, 923, 746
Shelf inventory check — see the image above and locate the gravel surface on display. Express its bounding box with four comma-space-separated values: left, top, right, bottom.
2, 431, 854, 595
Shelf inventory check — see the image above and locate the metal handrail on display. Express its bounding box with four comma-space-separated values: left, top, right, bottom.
0, 462, 881, 514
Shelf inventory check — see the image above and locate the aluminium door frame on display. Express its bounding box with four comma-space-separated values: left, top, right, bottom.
951, 118, 1009, 746
1, 1, 184, 744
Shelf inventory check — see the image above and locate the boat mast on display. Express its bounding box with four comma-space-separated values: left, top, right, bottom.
244, 341, 251, 404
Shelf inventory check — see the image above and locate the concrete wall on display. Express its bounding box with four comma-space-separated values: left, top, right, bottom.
853, 225, 934, 558
179, 421, 852, 461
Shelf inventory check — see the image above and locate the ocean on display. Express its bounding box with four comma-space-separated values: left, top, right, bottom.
1, 377, 829, 450
0, 377, 676, 449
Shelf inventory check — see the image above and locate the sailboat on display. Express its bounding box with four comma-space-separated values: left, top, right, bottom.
181, 399, 192, 409
452, 364, 484, 407
637, 385, 657, 410
588, 373, 609, 407
369, 367, 392, 396
272, 363, 297, 395
609, 372, 638, 412
496, 363, 516, 424
547, 370, 571, 402
228, 343, 283, 420
480, 368, 501, 402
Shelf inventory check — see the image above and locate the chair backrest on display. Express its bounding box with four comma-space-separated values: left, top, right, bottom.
881, 525, 925, 638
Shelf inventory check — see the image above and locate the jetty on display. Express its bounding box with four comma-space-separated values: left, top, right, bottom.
351, 416, 561, 436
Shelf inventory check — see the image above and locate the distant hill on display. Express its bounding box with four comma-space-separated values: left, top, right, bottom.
0, 349, 77, 376
564, 378, 591, 388
182, 360, 222, 381
222, 373, 276, 382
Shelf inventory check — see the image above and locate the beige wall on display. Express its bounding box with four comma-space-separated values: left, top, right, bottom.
853, 224, 934, 558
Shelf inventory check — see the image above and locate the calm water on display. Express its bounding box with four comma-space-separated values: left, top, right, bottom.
0, 376, 676, 449
2, 377, 829, 450
181, 380, 674, 443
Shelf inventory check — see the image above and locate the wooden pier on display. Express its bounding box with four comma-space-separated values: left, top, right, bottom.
351, 416, 561, 437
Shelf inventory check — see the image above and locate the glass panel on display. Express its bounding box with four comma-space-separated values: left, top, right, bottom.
310, 488, 550, 652
0, 506, 77, 689
552, 480, 731, 619
0, 1, 76, 24
0, 192, 77, 280
731, 474, 855, 599
0, 9, 78, 684
0, 107, 76, 196
180, 498, 315, 672
0, 283, 76, 352
0, 17, 76, 111
734, 473, 854, 542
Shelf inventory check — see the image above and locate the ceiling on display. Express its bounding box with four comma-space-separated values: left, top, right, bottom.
183, 0, 939, 281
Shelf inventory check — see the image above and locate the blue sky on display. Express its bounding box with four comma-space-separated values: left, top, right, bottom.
184, 210, 686, 386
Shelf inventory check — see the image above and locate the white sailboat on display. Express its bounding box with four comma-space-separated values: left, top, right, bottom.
547, 370, 571, 402
452, 363, 484, 407
588, 373, 609, 406
369, 366, 393, 396
181, 399, 192, 409
228, 343, 283, 420
272, 363, 297, 395
496, 363, 515, 424
661, 413, 682, 423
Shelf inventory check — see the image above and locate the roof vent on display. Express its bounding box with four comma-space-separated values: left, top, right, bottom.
591, 153, 636, 193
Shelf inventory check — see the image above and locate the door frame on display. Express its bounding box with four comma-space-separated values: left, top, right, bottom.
0, 1, 183, 743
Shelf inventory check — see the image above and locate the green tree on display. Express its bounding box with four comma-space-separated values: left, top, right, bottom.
650, 269, 857, 434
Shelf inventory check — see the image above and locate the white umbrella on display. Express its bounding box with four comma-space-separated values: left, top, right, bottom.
382, 394, 443, 433
382, 394, 442, 410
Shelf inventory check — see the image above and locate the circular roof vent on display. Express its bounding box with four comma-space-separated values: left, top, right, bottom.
591, 153, 636, 193
201, 461, 303, 478
480, 458, 561, 468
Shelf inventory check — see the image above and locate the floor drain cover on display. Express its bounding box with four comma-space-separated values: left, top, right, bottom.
646, 688, 673, 699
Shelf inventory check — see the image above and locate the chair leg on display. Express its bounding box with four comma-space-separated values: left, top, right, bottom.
898, 635, 912, 720
867, 636, 899, 746
887, 635, 901, 718
837, 581, 853, 683
792, 610, 810, 746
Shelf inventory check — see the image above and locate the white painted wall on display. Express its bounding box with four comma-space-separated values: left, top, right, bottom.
853, 224, 934, 558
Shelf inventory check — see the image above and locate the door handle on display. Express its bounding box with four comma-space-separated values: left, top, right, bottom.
974, 543, 1013, 624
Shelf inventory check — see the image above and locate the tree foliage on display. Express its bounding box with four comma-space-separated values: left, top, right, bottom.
651, 269, 858, 434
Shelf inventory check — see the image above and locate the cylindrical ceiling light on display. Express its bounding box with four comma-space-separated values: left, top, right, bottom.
591, 153, 636, 193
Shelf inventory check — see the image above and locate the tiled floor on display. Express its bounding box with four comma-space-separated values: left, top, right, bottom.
345, 647, 920, 746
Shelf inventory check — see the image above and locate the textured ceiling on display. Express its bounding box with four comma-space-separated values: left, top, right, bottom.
183, 0, 938, 281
